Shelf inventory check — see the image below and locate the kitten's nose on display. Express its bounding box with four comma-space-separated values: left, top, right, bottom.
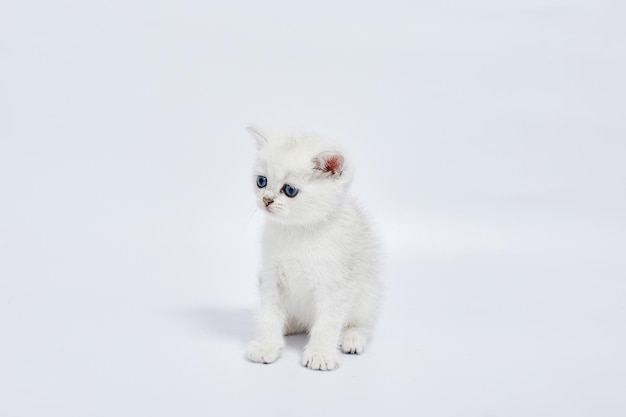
263, 197, 273, 207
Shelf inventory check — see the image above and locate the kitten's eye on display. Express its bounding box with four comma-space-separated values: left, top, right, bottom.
256, 176, 267, 188
282, 184, 298, 198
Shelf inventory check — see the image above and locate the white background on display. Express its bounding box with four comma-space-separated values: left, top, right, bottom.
1, 0, 625, 416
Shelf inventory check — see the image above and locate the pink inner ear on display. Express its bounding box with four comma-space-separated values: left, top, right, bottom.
324, 154, 343, 175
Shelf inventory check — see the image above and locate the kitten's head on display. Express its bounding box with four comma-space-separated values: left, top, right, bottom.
248, 125, 353, 226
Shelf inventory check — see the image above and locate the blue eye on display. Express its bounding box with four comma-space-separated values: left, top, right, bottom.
256, 176, 267, 188
282, 184, 298, 198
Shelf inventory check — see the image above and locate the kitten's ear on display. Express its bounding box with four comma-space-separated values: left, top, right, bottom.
247, 124, 269, 147
313, 151, 345, 177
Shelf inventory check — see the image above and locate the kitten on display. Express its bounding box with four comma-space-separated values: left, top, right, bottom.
244, 126, 382, 371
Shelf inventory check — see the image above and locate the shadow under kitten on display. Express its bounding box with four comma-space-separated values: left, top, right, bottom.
180, 307, 309, 351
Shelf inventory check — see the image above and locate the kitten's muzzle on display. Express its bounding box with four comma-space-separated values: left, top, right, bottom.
263, 197, 274, 207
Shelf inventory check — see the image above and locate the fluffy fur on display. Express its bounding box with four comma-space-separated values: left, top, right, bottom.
245, 126, 382, 371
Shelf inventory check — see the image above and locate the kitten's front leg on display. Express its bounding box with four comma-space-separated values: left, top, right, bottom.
302, 298, 346, 371
246, 272, 285, 364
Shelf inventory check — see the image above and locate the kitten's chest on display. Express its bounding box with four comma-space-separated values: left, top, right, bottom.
263, 227, 334, 262
266, 238, 314, 279
262, 226, 341, 319
273, 254, 317, 320
262, 227, 329, 282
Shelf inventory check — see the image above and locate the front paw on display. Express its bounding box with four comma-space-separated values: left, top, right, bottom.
246, 340, 282, 364
340, 327, 367, 354
302, 348, 339, 371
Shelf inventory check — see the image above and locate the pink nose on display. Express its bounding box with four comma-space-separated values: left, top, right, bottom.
263, 197, 273, 207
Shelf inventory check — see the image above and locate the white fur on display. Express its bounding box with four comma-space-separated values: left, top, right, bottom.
245, 126, 382, 371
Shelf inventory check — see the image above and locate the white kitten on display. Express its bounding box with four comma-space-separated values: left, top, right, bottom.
245, 126, 382, 371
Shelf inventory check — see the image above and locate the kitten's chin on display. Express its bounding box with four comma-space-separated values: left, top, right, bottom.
263, 212, 290, 224
258, 202, 333, 226
264, 211, 331, 227
261, 206, 287, 222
